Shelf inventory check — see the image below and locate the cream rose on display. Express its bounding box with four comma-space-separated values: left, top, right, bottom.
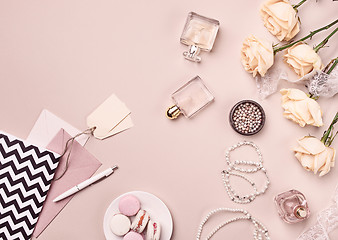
280, 88, 323, 127
241, 35, 274, 77
260, 0, 300, 41
294, 136, 336, 177
284, 43, 323, 77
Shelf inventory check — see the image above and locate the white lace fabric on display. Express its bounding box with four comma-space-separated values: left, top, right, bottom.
298, 68, 338, 98
255, 68, 288, 99
298, 186, 338, 240
254, 67, 338, 99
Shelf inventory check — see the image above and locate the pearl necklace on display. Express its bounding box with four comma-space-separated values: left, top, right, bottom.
222, 141, 270, 204
196, 208, 270, 240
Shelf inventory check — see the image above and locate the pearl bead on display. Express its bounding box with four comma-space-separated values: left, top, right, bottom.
222, 141, 269, 204
197, 208, 269, 240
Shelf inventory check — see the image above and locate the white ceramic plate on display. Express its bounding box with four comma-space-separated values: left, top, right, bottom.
103, 191, 173, 240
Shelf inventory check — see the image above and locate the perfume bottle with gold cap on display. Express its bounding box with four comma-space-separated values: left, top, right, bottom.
274, 190, 310, 224
167, 76, 214, 119
180, 12, 220, 62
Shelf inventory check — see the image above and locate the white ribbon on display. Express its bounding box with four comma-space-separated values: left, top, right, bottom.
254, 67, 338, 99
255, 67, 288, 99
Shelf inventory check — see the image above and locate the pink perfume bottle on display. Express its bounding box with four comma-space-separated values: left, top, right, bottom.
274, 190, 310, 224
166, 76, 214, 119
180, 12, 220, 62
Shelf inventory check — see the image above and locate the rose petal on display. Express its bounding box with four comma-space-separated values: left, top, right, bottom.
314, 149, 328, 174
286, 88, 308, 100
288, 44, 319, 64
297, 136, 326, 155
283, 112, 306, 127
318, 148, 334, 177
294, 145, 310, 154
300, 154, 314, 171
295, 152, 303, 162
307, 99, 323, 127
294, 100, 312, 123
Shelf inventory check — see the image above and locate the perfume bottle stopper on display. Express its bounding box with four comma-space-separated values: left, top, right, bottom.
180, 12, 220, 62
166, 76, 214, 120
295, 206, 307, 219
167, 105, 181, 119
184, 45, 201, 62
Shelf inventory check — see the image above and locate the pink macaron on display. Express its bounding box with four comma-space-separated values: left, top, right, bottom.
119, 195, 141, 216
123, 231, 144, 240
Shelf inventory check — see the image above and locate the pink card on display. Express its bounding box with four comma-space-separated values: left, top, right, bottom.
33, 129, 102, 238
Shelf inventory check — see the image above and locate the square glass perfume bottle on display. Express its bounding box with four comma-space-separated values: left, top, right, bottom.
180, 12, 220, 62
166, 76, 214, 119
274, 189, 310, 224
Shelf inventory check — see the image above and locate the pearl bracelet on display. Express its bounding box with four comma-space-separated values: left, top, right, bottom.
222, 141, 270, 204
196, 208, 270, 240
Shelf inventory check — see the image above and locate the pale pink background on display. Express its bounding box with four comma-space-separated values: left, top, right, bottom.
0, 0, 338, 239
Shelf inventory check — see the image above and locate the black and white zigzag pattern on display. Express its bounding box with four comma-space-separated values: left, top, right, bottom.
0, 132, 60, 240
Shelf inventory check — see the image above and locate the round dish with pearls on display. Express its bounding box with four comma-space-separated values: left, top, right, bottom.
229, 100, 265, 135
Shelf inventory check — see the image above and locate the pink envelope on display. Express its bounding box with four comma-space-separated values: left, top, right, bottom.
33, 129, 102, 238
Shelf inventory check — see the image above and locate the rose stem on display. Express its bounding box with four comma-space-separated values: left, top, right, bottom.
293, 0, 307, 10
273, 18, 338, 54
321, 112, 338, 147
326, 57, 338, 74
313, 27, 338, 52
